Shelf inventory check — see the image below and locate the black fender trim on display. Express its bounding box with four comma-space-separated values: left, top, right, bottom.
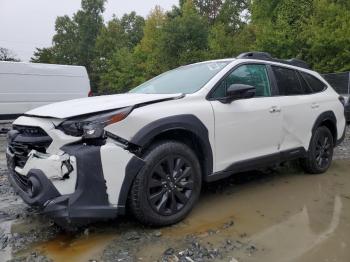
311, 111, 338, 145
207, 147, 306, 182
60, 144, 111, 209
48, 144, 118, 225
117, 156, 145, 214
336, 126, 346, 146
130, 114, 213, 177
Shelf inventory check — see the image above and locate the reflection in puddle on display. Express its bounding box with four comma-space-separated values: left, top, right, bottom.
241, 196, 343, 262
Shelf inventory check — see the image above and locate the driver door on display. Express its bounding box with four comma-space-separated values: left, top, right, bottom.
209, 64, 282, 172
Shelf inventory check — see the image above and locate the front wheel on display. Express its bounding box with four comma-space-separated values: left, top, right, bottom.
301, 126, 334, 174
129, 141, 202, 226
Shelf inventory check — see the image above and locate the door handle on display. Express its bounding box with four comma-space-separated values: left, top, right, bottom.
311, 103, 320, 109
269, 106, 281, 113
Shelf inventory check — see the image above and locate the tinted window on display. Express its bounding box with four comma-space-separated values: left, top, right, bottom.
297, 72, 312, 94
300, 72, 326, 93
212, 64, 271, 98
272, 66, 306, 96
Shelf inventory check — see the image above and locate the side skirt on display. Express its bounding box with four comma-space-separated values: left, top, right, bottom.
206, 147, 306, 182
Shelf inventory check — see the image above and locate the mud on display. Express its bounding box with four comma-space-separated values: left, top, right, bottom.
0, 125, 350, 262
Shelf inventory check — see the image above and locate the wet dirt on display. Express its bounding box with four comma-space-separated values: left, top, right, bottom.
1, 125, 350, 262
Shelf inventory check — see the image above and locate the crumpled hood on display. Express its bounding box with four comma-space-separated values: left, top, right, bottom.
25, 93, 182, 119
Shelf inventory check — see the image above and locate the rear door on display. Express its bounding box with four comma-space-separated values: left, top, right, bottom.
270, 66, 317, 151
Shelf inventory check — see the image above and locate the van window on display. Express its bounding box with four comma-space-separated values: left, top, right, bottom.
300, 72, 326, 93
272, 66, 307, 95
211, 64, 271, 98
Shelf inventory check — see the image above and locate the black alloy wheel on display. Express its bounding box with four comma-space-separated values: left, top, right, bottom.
301, 126, 334, 174
147, 155, 194, 216
314, 133, 332, 169
129, 141, 202, 226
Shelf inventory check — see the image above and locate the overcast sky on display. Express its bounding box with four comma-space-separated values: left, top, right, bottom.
0, 0, 177, 61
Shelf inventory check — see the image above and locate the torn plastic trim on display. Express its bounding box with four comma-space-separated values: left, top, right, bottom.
105, 131, 142, 155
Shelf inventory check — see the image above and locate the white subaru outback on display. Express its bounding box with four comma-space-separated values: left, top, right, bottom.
6, 52, 346, 227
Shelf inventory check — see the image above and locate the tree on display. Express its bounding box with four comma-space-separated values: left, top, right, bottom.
302, 0, 350, 72
133, 6, 168, 80
120, 12, 145, 48
208, 22, 255, 59
159, 0, 209, 68
31, 0, 106, 91
31, 47, 56, 63
252, 0, 313, 59
93, 12, 145, 93
193, 0, 222, 24
0, 47, 20, 62
99, 48, 141, 94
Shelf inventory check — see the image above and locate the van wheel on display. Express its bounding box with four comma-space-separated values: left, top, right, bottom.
129, 141, 202, 226
301, 126, 334, 174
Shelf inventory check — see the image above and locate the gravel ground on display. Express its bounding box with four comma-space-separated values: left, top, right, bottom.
0, 123, 349, 262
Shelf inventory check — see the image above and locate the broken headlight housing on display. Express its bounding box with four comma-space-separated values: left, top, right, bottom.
58, 107, 132, 139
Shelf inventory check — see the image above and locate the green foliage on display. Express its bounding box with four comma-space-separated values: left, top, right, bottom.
302, 0, 350, 72
159, 0, 209, 68
253, 0, 313, 59
31, 0, 350, 94
208, 23, 255, 59
99, 48, 141, 94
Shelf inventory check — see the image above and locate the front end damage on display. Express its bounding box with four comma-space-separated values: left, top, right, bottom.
6, 116, 145, 227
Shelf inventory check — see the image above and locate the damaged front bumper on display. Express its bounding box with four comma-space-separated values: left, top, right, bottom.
6, 123, 145, 227
6, 143, 119, 227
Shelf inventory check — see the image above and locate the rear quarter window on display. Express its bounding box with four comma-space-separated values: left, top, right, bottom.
300, 72, 326, 93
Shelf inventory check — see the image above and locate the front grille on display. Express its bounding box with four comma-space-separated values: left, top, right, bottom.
8, 126, 52, 168
13, 125, 48, 137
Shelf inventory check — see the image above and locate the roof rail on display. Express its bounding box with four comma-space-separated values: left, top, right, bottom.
237, 52, 310, 69
237, 52, 272, 60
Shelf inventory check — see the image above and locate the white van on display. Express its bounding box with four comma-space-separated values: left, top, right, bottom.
0, 61, 91, 120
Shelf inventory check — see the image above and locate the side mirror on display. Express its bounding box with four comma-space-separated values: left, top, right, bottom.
219, 84, 256, 104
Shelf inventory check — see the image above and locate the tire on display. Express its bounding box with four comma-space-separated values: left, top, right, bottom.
129, 140, 202, 226
301, 126, 334, 174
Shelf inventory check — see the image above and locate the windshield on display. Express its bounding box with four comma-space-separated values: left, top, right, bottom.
130, 61, 230, 94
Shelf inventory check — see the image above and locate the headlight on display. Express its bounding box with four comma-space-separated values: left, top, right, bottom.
58, 106, 132, 139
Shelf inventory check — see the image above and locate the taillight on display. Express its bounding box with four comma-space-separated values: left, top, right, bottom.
339, 96, 346, 106
88, 90, 93, 97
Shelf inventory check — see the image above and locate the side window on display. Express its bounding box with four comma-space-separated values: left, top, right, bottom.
300, 72, 326, 93
211, 64, 271, 98
272, 66, 306, 96
296, 71, 313, 94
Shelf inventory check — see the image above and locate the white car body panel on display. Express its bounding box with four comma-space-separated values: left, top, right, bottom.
6, 56, 347, 225
26, 93, 182, 118
104, 95, 216, 167
100, 142, 134, 205
0, 61, 90, 118
210, 97, 282, 172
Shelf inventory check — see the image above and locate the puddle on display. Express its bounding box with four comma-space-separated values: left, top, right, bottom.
2, 160, 350, 261
34, 233, 116, 262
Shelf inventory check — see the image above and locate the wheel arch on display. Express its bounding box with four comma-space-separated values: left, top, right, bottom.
130, 114, 213, 178
117, 115, 213, 213
311, 111, 337, 145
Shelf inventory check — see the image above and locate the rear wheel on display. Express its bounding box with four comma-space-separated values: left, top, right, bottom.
129, 141, 202, 226
301, 126, 334, 174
